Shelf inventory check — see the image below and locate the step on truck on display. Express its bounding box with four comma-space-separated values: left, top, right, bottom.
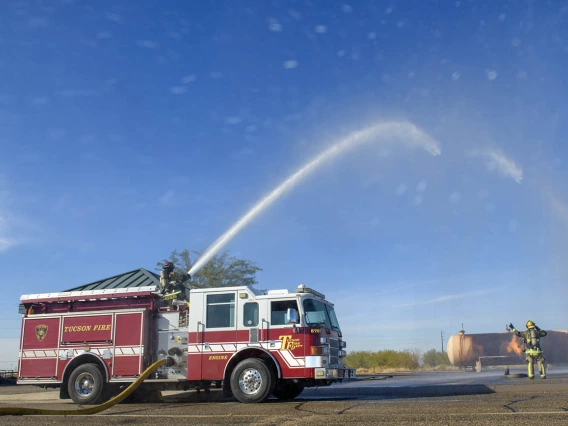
17, 278, 355, 404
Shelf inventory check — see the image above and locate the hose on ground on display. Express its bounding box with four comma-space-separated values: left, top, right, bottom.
0, 358, 167, 416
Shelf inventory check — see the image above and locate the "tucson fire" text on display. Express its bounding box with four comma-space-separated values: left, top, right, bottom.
64, 324, 111, 332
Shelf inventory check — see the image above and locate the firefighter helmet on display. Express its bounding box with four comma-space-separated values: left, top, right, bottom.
163, 261, 175, 273
526, 320, 535, 329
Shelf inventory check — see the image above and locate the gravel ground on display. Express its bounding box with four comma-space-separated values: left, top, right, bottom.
2, 371, 567, 425
0, 385, 54, 395
2, 392, 568, 425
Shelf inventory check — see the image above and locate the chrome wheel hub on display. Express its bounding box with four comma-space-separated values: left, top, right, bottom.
75, 372, 95, 396
238, 368, 262, 395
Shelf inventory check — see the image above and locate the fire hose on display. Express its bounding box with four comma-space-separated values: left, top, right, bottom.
0, 358, 166, 416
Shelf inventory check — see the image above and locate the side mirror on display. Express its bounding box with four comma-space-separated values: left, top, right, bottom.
286, 308, 298, 324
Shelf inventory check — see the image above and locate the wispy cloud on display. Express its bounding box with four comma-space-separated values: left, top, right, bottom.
0, 216, 17, 253
170, 86, 187, 95
545, 192, 568, 230
181, 75, 196, 84
328, 278, 440, 308
0, 182, 40, 252
31, 96, 49, 106
470, 148, 523, 184
106, 12, 122, 23
137, 40, 159, 49
96, 31, 112, 40
342, 319, 446, 333
0, 184, 15, 252
395, 183, 407, 196
394, 288, 497, 308
28, 17, 49, 29
56, 90, 97, 98
376, 278, 440, 297
0, 236, 16, 252
159, 190, 175, 205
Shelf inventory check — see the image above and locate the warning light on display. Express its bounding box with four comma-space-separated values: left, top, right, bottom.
296, 284, 326, 300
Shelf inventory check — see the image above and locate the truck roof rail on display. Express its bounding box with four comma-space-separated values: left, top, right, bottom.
20, 285, 160, 302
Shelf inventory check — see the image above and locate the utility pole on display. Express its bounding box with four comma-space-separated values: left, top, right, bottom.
441, 330, 444, 353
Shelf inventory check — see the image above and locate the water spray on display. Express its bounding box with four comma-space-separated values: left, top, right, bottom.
188, 121, 441, 276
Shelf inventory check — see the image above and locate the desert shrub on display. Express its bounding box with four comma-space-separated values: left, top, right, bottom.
343, 350, 373, 369
422, 349, 451, 368
344, 349, 421, 371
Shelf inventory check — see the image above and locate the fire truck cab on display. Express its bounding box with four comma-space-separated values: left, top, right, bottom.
18, 276, 355, 404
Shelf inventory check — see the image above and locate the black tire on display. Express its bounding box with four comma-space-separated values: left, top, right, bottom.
230, 358, 275, 403
505, 373, 528, 378
272, 381, 304, 400
67, 363, 105, 405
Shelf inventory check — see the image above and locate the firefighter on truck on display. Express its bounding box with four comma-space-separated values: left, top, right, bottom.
159, 261, 190, 306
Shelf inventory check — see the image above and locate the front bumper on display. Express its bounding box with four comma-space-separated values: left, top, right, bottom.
314, 367, 357, 379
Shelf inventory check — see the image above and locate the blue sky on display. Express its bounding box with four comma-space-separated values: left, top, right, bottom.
1, 0, 568, 367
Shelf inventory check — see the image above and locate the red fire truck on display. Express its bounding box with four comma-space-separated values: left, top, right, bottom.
17, 274, 355, 404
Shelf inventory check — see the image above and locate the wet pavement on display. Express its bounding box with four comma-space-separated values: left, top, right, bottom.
1, 367, 567, 425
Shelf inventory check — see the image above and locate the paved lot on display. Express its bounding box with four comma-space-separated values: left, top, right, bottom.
1, 367, 567, 425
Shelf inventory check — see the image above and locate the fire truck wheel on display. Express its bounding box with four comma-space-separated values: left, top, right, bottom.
272, 381, 304, 400
67, 363, 105, 405
230, 358, 275, 403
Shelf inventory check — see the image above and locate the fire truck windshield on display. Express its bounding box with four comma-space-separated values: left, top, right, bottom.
303, 298, 341, 332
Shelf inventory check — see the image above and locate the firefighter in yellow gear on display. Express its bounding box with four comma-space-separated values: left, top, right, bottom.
159, 261, 191, 306
509, 320, 547, 379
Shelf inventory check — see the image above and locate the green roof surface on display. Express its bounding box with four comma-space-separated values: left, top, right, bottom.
64, 268, 160, 291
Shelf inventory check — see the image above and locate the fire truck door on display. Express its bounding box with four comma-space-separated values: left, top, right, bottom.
199, 291, 237, 380
237, 294, 262, 348
266, 300, 305, 378
19, 316, 61, 379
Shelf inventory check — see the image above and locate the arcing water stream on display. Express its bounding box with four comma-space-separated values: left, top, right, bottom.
188, 121, 441, 276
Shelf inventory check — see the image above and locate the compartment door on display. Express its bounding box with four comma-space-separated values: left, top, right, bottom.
113, 311, 146, 377
19, 317, 61, 379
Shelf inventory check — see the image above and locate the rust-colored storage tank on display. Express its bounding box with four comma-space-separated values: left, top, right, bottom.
446, 330, 568, 367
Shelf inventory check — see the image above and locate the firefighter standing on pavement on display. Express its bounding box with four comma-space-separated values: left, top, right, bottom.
509, 320, 547, 379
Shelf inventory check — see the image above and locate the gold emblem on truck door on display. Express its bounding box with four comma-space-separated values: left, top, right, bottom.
279, 335, 303, 350
35, 325, 48, 341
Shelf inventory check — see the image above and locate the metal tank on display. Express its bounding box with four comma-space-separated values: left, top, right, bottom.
446, 330, 568, 369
